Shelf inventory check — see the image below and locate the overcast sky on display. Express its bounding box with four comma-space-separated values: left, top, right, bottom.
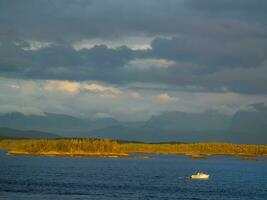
0, 0, 267, 121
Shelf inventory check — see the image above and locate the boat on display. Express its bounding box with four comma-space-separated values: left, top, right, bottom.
191, 172, 209, 179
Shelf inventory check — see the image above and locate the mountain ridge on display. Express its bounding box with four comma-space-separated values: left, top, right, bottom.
0, 104, 266, 144
0, 127, 60, 139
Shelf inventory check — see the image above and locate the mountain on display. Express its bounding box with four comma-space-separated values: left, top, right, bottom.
0, 104, 266, 144
144, 110, 231, 131
0, 112, 89, 133
227, 103, 267, 144
0, 127, 60, 139
0, 112, 120, 136
86, 125, 227, 143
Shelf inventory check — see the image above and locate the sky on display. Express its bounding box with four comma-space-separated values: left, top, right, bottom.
0, 0, 267, 121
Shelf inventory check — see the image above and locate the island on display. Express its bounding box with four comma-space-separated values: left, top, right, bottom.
0, 138, 266, 158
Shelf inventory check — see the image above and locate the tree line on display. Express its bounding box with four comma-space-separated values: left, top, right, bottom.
0, 139, 266, 156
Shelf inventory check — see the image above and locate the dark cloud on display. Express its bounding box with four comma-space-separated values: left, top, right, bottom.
151, 36, 267, 69
1, 0, 265, 42
186, 0, 267, 16
0, 0, 267, 94
0, 0, 185, 42
1, 36, 267, 94
250, 102, 267, 111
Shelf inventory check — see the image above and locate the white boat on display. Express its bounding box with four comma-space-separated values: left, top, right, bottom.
191, 172, 209, 179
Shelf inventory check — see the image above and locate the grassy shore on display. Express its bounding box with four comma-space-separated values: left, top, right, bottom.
7, 150, 129, 158
121, 142, 267, 157
0, 139, 128, 158
0, 139, 267, 158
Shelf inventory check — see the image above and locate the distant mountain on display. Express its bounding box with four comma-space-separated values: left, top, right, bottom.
230, 103, 267, 132
0, 112, 119, 136
0, 104, 266, 144
86, 125, 227, 143
0, 127, 60, 139
0, 112, 89, 133
144, 110, 231, 131
227, 103, 267, 144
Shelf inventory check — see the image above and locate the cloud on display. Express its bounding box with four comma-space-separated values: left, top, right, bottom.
126, 58, 175, 70
153, 93, 177, 103
83, 83, 122, 95
130, 92, 142, 98
93, 112, 114, 119
150, 35, 267, 69
1, 37, 267, 94
0, 77, 266, 121
0, 0, 186, 42
72, 36, 153, 51
2, 0, 265, 43
8, 84, 20, 89
0, 104, 45, 116
20, 40, 54, 51
0, 0, 267, 110
44, 80, 123, 96
186, 0, 267, 15
44, 80, 81, 95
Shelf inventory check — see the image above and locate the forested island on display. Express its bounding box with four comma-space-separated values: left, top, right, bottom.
0, 139, 266, 158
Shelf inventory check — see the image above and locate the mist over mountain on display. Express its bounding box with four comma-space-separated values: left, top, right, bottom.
230, 103, 267, 132
0, 127, 60, 139
0, 103, 266, 144
227, 103, 267, 144
0, 112, 121, 137
145, 110, 231, 131
0, 112, 90, 134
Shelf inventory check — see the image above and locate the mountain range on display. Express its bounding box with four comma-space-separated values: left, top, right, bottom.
0, 127, 60, 139
0, 103, 266, 144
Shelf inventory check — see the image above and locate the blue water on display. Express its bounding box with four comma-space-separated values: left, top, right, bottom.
0, 150, 266, 200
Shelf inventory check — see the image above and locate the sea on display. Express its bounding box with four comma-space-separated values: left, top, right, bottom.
0, 150, 266, 200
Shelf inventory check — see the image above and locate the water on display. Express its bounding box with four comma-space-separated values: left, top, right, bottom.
0, 150, 266, 200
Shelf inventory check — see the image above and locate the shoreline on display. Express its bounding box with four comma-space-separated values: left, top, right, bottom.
7, 150, 130, 158
6, 150, 267, 159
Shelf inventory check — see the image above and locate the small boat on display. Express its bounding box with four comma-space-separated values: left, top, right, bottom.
191, 172, 209, 179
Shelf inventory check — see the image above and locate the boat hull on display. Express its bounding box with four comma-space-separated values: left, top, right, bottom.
191, 174, 209, 179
